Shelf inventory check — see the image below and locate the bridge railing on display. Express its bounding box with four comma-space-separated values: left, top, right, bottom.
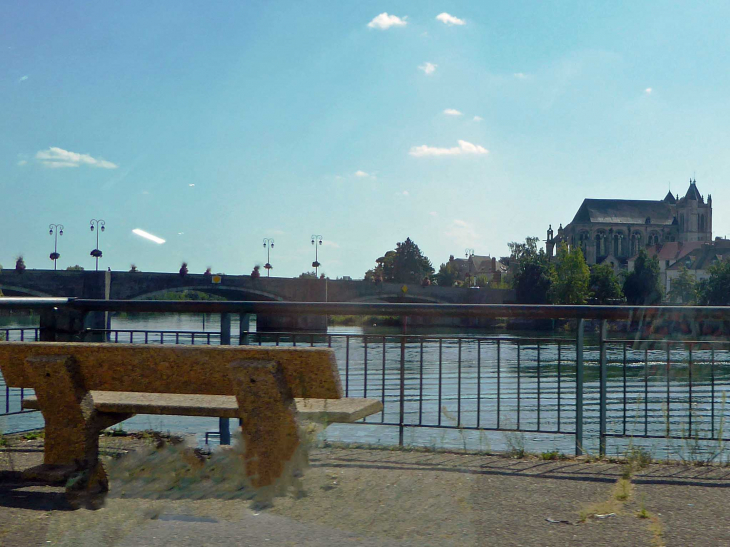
2, 298, 730, 459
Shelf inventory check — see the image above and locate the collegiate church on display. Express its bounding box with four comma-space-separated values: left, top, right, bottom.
546, 179, 712, 267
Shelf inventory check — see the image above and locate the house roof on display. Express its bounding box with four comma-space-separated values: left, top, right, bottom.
570, 199, 675, 226
667, 239, 730, 271
635, 241, 706, 265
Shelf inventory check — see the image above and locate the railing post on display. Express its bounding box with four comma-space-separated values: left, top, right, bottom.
219, 312, 232, 445
398, 315, 408, 447
575, 318, 584, 456
239, 313, 253, 345
599, 319, 608, 456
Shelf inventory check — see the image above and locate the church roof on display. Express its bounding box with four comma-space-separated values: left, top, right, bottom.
683, 179, 702, 201
663, 191, 677, 204
570, 199, 675, 226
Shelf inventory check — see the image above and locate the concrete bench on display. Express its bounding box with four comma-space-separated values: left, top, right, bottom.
0, 341, 382, 497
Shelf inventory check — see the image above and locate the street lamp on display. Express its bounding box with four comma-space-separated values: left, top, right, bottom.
89, 219, 106, 271
465, 249, 475, 287
48, 224, 64, 270
263, 238, 275, 277
311, 235, 323, 276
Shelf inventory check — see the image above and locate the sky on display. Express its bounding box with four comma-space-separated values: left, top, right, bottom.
2, 1, 730, 278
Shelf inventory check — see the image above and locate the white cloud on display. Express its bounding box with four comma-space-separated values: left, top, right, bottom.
18, 75, 28, 83
443, 108, 462, 116
645, 87, 652, 94
322, 240, 340, 248
35, 147, 118, 169
354, 170, 370, 178
394, 190, 409, 197
429, 211, 438, 217
189, 183, 195, 187
446, 219, 480, 246
409, 140, 488, 157
367, 13, 407, 30
419, 62, 437, 75
436, 13, 465, 26
513, 72, 529, 79
17, 160, 27, 166
473, 116, 483, 122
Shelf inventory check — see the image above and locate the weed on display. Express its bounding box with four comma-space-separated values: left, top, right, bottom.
614, 478, 631, 501
22, 430, 44, 441
0, 434, 7, 448
103, 424, 127, 437
503, 430, 526, 458
541, 449, 562, 461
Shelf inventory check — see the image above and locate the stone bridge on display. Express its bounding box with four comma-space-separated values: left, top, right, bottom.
0, 270, 515, 330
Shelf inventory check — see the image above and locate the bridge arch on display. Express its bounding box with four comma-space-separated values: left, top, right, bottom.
130, 285, 285, 302
0, 284, 54, 298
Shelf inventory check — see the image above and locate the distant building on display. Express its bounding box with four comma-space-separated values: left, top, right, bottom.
664, 238, 730, 294
546, 179, 713, 269
446, 254, 507, 285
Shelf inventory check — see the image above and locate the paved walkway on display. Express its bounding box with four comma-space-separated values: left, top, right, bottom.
2, 436, 730, 546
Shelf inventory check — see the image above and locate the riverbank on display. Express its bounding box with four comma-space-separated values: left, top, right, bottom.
2, 432, 729, 546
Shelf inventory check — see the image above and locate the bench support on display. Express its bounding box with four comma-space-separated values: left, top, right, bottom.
228, 360, 300, 488
21, 355, 130, 498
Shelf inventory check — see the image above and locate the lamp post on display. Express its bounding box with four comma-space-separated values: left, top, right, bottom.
48, 224, 64, 270
311, 234, 323, 276
89, 219, 106, 271
263, 238, 274, 277
465, 248, 475, 287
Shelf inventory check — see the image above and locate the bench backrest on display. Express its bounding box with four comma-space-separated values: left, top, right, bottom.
0, 342, 343, 399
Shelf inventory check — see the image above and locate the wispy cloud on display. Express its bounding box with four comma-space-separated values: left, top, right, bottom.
473, 116, 483, 122
394, 190, 409, 197
429, 211, 438, 217
513, 72, 529, 79
322, 240, 340, 248
17, 160, 27, 166
419, 62, 437, 75
436, 13, 465, 26
409, 140, 488, 157
446, 219, 480, 246
443, 108, 462, 116
368, 13, 407, 30
645, 87, 653, 94
354, 170, 372, 178
35, 147, 118, 169
18, 75, 28, 83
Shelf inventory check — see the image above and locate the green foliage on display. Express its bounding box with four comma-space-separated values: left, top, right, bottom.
668, 266, 697, 304
146, 290, 225, 301
474, 274, 492, 287
66, 265, 84, 271
22, 430, 44, 441
696, 260, 730, 305
366, 238, 434, 284
299, 271, 318, 279
509, 237, 553, 304
435, 262, 459, 287
623, 250, 663, 305
549, 243, 590, 304
589, 263, 624, 304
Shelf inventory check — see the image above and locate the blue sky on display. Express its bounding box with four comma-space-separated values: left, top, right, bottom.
2, 1, 730, 278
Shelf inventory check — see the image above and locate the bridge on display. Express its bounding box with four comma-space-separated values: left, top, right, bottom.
0, 270, 515, 330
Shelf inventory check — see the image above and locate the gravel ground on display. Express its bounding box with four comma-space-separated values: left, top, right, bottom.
2, 434, 730, 546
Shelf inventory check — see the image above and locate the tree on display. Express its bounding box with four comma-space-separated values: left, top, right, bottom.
509, 237, 553, 304
66, 265, 84, 271
129, 264, 140, 273
696, 260, 730, 305
251, 265, 261, 279
589, 263, 624, 304
203, 267, 212, 277
365, 238, 434, 284
15, 256, 26, 274
623, 250, 663, 305
435, 262, 459, 287
299, 271, 317, 279
549, 243, 590, 304
668, 266, 697, 304
179, 262, 189, 277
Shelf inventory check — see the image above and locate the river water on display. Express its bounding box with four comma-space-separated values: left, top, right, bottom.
3, 313, 730, 460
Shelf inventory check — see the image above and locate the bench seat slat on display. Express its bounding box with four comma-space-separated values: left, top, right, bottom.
22, 392, 383, 424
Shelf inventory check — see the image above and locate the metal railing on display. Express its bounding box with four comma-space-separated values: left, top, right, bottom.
1, 298, 730, 458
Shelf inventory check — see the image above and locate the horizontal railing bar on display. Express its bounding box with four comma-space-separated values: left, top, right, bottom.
0, 297, 70, 308
2, 299, 723, 321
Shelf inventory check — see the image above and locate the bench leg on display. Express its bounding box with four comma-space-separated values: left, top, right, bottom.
228, 360, 300, 489
22, 355, 108, 499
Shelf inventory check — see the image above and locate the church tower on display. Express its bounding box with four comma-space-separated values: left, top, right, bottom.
676, 179, 712, 242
